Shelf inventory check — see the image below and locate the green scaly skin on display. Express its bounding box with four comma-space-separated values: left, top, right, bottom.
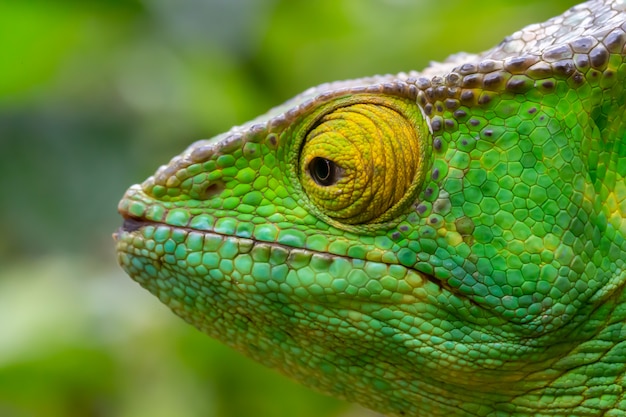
115, 1, 626, 415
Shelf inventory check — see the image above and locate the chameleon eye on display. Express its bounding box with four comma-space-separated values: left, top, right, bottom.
298, 100, 428, 225
308, 157, 342, 186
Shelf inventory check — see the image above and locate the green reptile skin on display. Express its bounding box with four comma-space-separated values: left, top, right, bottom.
115, 1, 626, 415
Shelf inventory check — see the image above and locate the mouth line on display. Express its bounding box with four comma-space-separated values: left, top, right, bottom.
116, 212, 456, 294
113, 214, 160, 242
122, 216, 150, 233
114, 213, 493, 317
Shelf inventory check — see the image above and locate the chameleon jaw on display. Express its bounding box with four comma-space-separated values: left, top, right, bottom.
114, 211, 549, 417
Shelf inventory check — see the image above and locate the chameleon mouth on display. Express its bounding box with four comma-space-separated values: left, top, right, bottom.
121, 216, 148, 233
113, 212, 157, 242
114, 192, 455, 306
114, 206, 486, 324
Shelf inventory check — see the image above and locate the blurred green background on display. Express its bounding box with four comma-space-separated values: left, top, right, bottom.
1, 1, 578, 416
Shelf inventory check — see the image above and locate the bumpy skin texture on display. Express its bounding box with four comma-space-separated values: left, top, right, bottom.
115, 1, 626, 416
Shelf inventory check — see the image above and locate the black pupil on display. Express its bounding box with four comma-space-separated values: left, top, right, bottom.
309, 157, 337, 186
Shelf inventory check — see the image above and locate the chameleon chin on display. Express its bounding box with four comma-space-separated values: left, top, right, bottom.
116, 0, 626, 415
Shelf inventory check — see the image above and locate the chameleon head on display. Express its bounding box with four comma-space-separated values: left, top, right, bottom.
116, 33, 626, 415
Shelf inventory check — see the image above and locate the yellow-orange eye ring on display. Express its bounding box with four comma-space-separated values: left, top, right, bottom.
298, 97, 429, 225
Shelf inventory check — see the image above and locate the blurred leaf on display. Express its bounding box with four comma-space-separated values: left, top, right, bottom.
0, 348, 119, 417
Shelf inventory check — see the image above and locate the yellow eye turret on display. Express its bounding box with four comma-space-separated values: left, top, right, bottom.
298, 99, 429, 224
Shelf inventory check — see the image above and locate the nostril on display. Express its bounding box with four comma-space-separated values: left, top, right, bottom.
197, 181, 225, 200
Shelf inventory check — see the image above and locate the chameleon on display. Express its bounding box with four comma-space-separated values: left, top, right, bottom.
115, 0, 626, 415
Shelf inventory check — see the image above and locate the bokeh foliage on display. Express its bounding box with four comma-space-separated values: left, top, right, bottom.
0, 1, 578, 416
